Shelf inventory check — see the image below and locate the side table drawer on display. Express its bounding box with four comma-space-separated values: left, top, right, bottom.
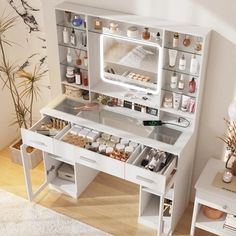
197, 191, 236, 215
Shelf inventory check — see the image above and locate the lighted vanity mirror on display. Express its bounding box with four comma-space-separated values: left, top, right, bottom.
100, 34, 163, 94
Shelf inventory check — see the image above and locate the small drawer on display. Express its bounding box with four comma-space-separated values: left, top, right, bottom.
125, 147, 177, 194
75, 147, 125, 178
197, 191, 236, 215
21, 116, 54, 153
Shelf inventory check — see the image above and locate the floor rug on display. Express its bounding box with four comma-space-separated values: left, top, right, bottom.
0, 189, 111, 236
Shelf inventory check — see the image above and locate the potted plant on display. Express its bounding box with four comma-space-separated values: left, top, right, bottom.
0, 12, 47, 168
220, 119, 236, 176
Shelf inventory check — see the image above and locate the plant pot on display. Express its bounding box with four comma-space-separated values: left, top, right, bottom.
10, 139, 43, 169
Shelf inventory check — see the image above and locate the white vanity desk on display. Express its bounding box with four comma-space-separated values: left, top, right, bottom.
21, 2, 211, 235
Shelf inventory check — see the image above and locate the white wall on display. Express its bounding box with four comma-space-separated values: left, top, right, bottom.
0, 0, 51, 149
41, 0, 236, 198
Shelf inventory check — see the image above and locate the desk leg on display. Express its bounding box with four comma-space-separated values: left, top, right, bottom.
21, 144, 34, 201
190, 199, 200, 236
157, 195, 165, 236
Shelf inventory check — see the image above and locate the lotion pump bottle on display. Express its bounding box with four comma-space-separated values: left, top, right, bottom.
179, 54, 186, 71
190, 54, 198, 74
63, 27, 69, 44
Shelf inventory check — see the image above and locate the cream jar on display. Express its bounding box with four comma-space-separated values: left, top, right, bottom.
129, 142, 138, 148
86, 131, 100, 142
109, 22, 118, 33
106, 140, 116, 148
101, 133, 111, 141
125, 146, 134, 156
116, 143, 125, 152
111, 135, 120, 144
127, 26, 138, 38
120, 138, 129, 146
96, 138, 106, 145
91, 142, 99, 152
98, 144, 106, 155
106, 147, 114, 156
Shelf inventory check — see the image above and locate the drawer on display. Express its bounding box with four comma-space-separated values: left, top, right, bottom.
197, 191, 236, 215
125, 147, 177, 194
75, 147, 125, 178
21, 116, 54, 153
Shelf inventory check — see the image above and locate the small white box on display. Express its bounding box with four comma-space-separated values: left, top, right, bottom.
57, 163, 75, 182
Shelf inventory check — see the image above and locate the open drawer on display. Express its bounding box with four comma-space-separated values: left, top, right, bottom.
21, 116, 69, 153
125, 147, 177, 195
55, 125, 141, 178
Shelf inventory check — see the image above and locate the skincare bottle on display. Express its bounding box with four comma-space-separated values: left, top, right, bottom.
188, 98, 195, 113
169, 49, 178, 67
195, 37, 202, 51
170, 71, 178, 89
181, 95, 190, 112
173, 33, 179, 48
178, 74, 185, 90
179, 54, 186, 71
189, 77, 196, 93
183, 35, 191, 47
173, 93, 181, 110
83, 52, 88, 67
75, 68, 82, 85
66, 48, 72, 64
70, 29, 76, 46
94, 18, 102, 30
63, 27, 69, 44
190, 54, 198, 74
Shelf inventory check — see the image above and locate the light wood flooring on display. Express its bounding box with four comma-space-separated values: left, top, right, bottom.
0, 148, 214, 236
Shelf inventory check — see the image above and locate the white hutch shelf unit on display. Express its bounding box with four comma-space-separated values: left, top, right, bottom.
20, 2, 211, 236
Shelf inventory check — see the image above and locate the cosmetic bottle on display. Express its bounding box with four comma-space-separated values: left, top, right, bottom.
189, 77, 196, 93
179, 54, 186, 71
141, 148, 157, 167
64, 11, 72, 24
83, 52, 88, 67
70, 29, 76, 46
72, 15, 83, 27
156, 32, 161, 41
75, 69, 82, 85
170, 71, 178, 89
66, 48, 72, 64
178, 74, 185, 90
173, 32, 179, 48
142, 27, 150, 40
195, 37, 202, 51
168, 49, 178, 67
173, 93, 181, 110
94, 18, 102, 30
190, 54, 198, 74
63, 27, 69, 44
183, 35, 191, 47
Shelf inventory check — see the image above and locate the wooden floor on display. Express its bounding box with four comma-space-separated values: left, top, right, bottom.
0, 148, 214, 236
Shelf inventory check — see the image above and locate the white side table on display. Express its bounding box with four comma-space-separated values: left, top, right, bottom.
190, 158, 236, 236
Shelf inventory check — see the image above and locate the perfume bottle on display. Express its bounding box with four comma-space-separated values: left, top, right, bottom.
173, 32, 179, 48
183, 35, 191, 47
72, 15, 83, 27
189, 77, 196, 93
142, 27, 150, 40
179, 54, 186, 71
190, 54, 198, 74
63, 27, 69, 44
64, 11, 72, 24
178, 74, 185, 90
66, 48, 72, 64
70, 29, 76, 46
94, 18, 102, 30
170, 71, 178, 89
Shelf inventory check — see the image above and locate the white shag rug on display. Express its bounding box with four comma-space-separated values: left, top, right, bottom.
0, 190, 111, 236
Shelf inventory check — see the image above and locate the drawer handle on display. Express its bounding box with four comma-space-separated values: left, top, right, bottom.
136, 175, 154, 184
29, 140, 46, 147
80, 156, 96, 164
